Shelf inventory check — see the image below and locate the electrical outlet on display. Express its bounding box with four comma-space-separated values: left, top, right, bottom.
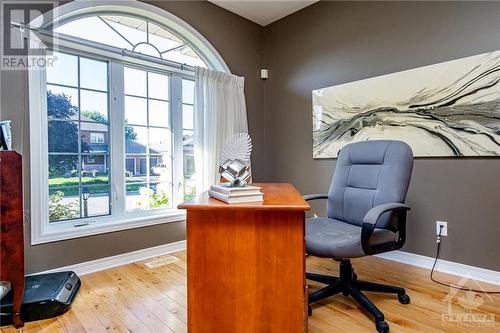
436, 221, 448, 236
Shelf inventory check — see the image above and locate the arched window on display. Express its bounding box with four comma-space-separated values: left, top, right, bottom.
53, 15, 207, 67
29, 1, 228, 244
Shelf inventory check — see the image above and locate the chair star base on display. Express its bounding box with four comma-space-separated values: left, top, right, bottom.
307, 259, 410, 333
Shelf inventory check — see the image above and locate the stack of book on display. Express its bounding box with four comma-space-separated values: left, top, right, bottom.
209, 184, 263, 204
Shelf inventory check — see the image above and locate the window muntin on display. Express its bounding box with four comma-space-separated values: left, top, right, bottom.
54, 15, 207, 68
46, 52, 111, 222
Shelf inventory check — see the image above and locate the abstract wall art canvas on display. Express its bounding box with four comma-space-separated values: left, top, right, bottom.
312, 51, 500, 157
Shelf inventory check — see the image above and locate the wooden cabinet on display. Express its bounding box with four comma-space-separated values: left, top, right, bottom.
179, 183, 310, 333
0, 151, 24, 328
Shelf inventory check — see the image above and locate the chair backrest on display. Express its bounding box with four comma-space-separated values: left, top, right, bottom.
327, 140, 413, 231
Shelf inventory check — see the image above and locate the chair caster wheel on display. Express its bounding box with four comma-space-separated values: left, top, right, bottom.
398, 293, 410, 304
376, 320, 389, 333
308, 305, 312, 316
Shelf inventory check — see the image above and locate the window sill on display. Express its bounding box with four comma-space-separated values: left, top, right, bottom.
31, 209, 186, 245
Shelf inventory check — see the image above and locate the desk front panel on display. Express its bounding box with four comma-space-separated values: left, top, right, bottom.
186, 209, 307, 333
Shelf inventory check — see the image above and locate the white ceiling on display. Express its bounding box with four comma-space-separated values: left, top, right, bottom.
209, 1, 319, 26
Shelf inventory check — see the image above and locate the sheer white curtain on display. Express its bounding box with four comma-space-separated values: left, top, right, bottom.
194, 67, 248, 191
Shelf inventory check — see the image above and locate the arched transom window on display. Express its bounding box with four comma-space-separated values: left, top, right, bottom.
53, 14, 207, 67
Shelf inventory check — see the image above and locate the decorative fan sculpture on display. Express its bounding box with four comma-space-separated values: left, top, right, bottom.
219, 133, 252, 187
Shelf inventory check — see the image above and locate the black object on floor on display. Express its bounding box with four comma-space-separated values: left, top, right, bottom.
307, 259, 410, 333
0, 271, 80, 326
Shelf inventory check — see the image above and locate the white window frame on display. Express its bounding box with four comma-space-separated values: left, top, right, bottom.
29, 1, 229, 245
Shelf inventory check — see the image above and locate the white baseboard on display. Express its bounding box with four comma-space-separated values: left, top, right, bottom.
376, 250, 500, 286
35, 240, 187, 276
33, 241, 499, 287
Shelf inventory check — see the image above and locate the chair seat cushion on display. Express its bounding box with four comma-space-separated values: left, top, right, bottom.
305, 217, 397, 259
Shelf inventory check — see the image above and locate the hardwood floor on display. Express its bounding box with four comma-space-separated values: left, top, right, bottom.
2, 251, 499, 333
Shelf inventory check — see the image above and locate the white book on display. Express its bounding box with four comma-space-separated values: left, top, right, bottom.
210, 184, 262, 196
209, 190, 263, 204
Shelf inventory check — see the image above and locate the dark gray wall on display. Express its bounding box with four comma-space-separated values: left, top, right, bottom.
263, 1, 500, 271
2, 0, 499, 274
0, 0, 265, 273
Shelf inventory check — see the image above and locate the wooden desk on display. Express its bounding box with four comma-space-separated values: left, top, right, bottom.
178, 183, 310, 333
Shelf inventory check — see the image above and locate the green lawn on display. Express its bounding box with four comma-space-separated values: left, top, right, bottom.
49, 176, 147, 197
126, 183, 146, 192
49, 176, 109, 196
49, 176, 183, 198
49, 176, 109, 187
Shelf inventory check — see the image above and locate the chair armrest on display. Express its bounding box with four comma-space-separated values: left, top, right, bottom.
361, 203, 410, 255
303, 194, 328, 201
363, 203, 410, 226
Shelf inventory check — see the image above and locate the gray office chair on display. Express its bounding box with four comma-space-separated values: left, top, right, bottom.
304, 140, 413, 333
